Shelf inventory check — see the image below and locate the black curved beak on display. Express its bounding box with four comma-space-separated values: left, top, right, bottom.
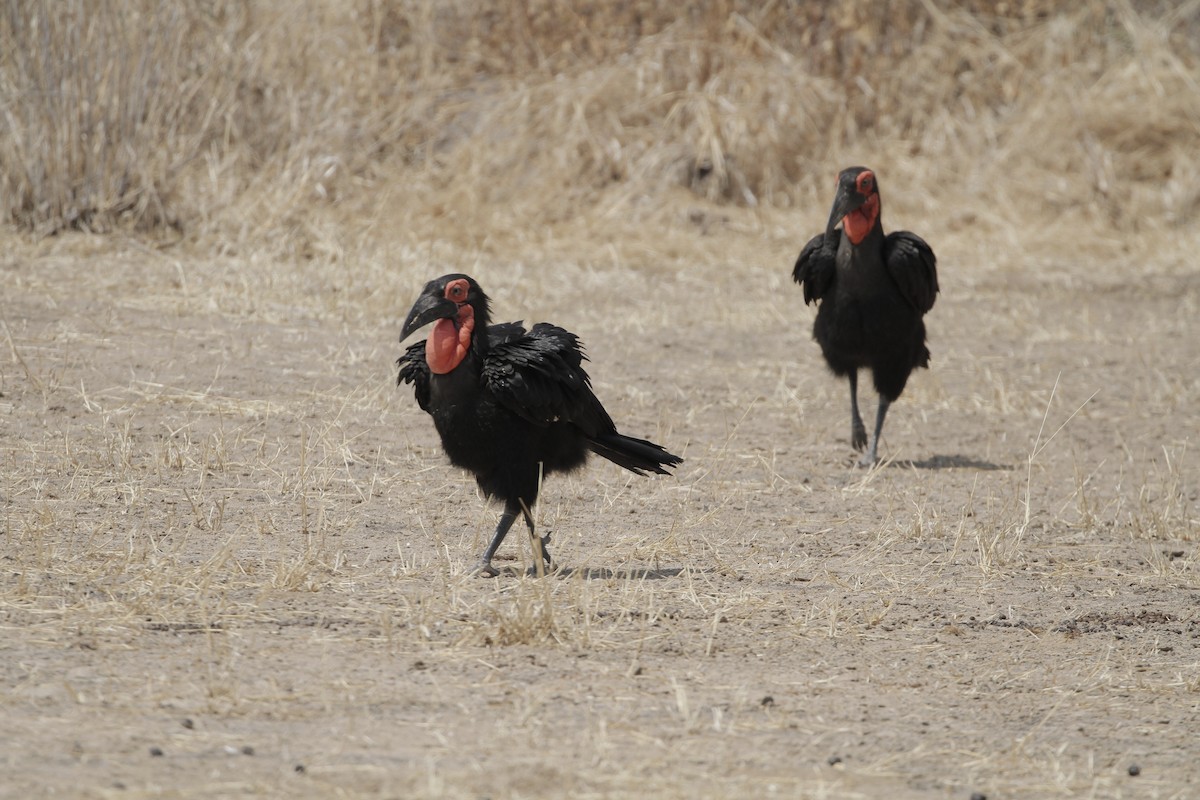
400, 292, 457, 341
825, 183, 865, 240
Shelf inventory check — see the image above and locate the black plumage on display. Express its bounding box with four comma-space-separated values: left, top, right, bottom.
792, 167, 939, 466
397, 274, 682, 576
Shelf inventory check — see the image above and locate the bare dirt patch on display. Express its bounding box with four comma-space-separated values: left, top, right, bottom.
1, 217, 1196, 798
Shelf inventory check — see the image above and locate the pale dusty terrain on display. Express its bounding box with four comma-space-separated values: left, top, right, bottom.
1, 201, 1196, 799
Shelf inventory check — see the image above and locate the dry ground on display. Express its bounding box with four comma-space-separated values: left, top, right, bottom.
1, 204, 1197, 798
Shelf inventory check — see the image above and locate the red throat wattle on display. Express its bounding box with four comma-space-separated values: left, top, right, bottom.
842, 193, 879, 245
426, 304, 475, 374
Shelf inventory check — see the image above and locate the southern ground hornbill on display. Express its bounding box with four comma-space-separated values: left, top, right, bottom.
397, 274, 683, 576
792, 167, 939, 466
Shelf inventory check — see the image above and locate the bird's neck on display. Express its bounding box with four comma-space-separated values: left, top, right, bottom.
837, 223, 888, 288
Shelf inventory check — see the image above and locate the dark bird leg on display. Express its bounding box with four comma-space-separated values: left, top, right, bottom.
859, 396, 891, 467
848, 371, 868, 451
519, 498, 553, 577
476, 502, 521, 578
475, 499, 553, 578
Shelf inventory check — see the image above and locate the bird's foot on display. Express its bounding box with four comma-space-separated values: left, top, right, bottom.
851, 423, 868, 451
524, 561, 558, 578
856, 444, 880, 468
474, 561, 501, 578
526, 533, 555, 577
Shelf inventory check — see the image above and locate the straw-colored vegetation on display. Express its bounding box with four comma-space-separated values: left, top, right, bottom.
4, 0, 1199, 248
1, 1, 1197, 797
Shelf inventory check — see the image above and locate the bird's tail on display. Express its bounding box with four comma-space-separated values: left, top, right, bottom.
589, 433, 683, 476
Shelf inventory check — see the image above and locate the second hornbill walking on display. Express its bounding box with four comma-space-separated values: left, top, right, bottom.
397, 274, 683, 576
792, 167, 939, 466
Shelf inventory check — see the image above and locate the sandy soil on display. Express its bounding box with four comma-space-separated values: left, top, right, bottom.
0, 215, 1196, 799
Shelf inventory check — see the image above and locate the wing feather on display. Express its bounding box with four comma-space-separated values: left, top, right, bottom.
396, 340, 432, 412
482, 323, 614, 435
792, 233, 837, 305
883, 230, 939, 314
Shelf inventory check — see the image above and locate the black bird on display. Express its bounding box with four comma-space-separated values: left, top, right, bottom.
792, 167, 939, 466
397, 274, 683, 576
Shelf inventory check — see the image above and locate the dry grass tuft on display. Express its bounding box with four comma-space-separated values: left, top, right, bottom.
0, 1, 226, 233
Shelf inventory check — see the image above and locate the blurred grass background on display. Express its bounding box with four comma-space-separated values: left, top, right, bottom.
2, 0, 1198, 258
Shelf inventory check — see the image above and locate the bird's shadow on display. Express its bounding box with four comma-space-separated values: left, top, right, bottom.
556, 565, 688, 580
485, 564, 689, 580
891, 453, 1012, 471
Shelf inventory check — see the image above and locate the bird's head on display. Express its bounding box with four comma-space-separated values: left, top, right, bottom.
826, 166, 881, 245
400, 274, 490, 374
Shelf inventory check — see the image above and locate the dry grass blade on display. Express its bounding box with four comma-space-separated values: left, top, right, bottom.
2, 317, 43, 393
1024, 373, 1101, 529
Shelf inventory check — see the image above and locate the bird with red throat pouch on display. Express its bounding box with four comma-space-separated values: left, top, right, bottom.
398, 274, 683, 576
792, 167, 939, 466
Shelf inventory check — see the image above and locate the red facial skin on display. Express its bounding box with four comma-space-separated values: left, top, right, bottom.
426, 278, 476, 374
843, 193, 879, 244
842, 170, 879, 245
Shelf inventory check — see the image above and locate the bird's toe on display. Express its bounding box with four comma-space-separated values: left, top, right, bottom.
851, 428, 868, 451
474, 562, 501, 579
